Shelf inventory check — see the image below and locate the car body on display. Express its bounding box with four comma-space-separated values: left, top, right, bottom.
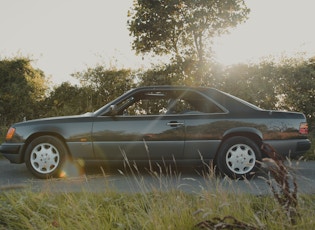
0, 86, 311, 179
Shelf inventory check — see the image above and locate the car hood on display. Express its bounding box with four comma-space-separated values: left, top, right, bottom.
13, 113, 94, 126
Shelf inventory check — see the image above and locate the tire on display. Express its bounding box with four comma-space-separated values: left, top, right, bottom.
25, 135, 67, 179
216, 136, 261, 179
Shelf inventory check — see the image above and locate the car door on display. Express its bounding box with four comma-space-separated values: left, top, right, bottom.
174, 90, 227, 161
183, 114, 224, 160
91, 94, 185, 163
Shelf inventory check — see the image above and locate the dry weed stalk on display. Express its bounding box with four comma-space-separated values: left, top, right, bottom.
195, 216, 259, 230
195, 143, 301, 229
260, 143, 299, 225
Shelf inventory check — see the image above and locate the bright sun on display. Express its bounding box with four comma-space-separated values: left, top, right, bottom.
213, 0, 315, 66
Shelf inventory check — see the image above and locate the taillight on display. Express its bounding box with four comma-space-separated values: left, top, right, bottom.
5, 127, 16, 141
299, 122, 308, 135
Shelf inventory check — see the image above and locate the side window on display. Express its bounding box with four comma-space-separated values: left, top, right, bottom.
113, 90, 224, 116
165, 99, 193, 114
125, 98, 169, 115
178, 92, 224, 114
187, 98, 223, 113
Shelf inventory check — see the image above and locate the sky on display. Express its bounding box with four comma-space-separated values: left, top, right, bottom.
1, 0, 315, 85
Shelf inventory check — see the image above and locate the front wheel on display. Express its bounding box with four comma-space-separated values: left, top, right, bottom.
25, 136, 67, 179
216, 136, 261, 179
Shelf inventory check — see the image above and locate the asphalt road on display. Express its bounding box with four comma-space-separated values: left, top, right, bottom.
0, 158, 315, 194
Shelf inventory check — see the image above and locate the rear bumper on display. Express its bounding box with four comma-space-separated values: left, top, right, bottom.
263, 139, 311, 158
0, 143, 25, 163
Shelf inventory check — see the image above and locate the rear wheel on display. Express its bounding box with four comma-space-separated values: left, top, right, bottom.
216, 136, 261, 179
25, 136, 67, 179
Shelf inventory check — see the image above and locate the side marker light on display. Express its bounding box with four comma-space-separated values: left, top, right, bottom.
6, 127, 16, 141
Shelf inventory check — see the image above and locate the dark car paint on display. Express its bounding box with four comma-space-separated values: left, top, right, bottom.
0, 86, 311, 166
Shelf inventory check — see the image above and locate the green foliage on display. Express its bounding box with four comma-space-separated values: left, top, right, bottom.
0, 126, 7, 144
128, 0, 250, 84
217, 61, 279, 110
41, 82, 94, 117
128, 0, 249, 59
0, 57, 47, 126
209, 56, 314, 120
275, 57, 315, 127
72, 65, 136, 109
138, 63, 185, 86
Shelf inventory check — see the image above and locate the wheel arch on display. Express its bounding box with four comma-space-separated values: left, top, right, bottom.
215, 127, 263, 160
22, 132, 71, 162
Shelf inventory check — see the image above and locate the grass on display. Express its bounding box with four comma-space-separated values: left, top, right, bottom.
1, 186, 315, 229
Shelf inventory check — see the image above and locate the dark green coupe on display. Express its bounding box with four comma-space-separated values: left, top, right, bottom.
0, 86, 311, 179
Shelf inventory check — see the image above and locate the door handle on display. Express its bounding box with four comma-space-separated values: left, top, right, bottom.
167, 121, 184, 127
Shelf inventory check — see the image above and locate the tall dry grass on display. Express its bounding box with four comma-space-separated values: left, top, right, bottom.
1, 155, 315, 230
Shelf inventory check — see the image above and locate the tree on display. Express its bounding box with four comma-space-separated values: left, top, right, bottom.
218, 61, 279, 110
42, 82, 94, 117
0, 58, 47, 125
72, 65, 136, 109
275, 57, 315, 126
128, 0, 249, 84
216, 55, 315, 127
138, 62, 188, 86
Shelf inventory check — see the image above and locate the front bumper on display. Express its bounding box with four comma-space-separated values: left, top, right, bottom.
0, 143, 25, 163
263, 139, 311, 158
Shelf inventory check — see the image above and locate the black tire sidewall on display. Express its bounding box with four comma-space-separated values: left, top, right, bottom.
216, 136, 261, 179
25, 135, 67, 179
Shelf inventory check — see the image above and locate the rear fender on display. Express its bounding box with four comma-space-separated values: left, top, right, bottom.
216, 127, 263, 159
222, 127, 263, 140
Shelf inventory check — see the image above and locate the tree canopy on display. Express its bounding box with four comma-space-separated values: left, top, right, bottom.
128, 0, 250, 84
128, 0, 249, 59
0, 58, 47, 125
275, 57, 315, 122
71, 65, 136, 110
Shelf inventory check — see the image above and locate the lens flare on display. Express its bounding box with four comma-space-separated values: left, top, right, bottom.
59, 158, 85, 178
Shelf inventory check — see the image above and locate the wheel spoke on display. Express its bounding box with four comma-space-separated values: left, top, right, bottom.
226, 144, 256, 174
30, 143, 60, 174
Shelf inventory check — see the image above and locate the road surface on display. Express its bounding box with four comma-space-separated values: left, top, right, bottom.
0, 158, 314, 194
